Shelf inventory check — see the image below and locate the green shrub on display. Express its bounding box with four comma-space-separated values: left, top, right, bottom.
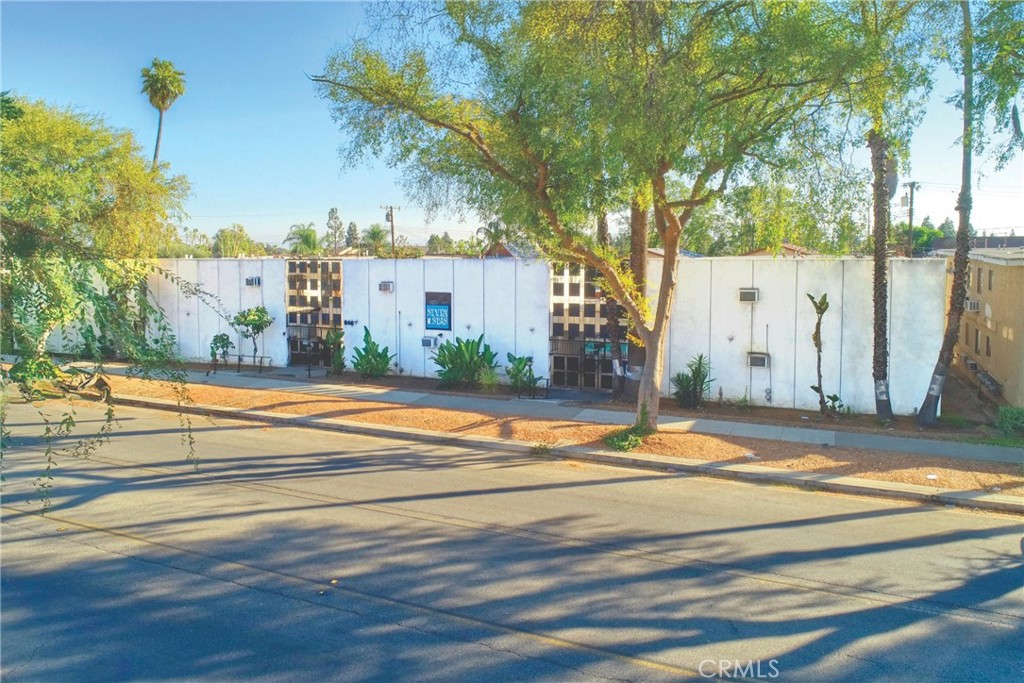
603, 404, 655, 452
432, 334, 498, 388
996, 406, 1024, 436
505, 352, 542, 393
671, 354, 713, 408
352, 327, 394, 378
324, 329, 346, 375
232, 306, 274, 364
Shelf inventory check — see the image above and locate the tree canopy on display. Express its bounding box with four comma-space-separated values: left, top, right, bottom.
316, 1, 873, 428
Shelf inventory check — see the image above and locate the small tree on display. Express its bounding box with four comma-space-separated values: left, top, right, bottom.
208, 333, 234, 374
807, 293, 844, 417
232, 306, 273, 365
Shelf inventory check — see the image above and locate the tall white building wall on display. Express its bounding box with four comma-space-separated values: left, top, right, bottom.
149, 258, 289, 367
651, 257, 945, 414
342, 258, 551, 380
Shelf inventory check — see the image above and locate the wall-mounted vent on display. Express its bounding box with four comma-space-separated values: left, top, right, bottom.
964, 299, 981, 312
245, 276, 262, 287
421, 336, 438, 348
747, 352, 770, 368
378, 281, 394, 293
738, 287, 760, 303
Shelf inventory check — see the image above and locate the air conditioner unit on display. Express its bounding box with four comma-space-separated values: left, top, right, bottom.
421, 336, 437, 348
378, 281, 394, 293
964, 299, 981, 312
244, 276, 262, 287
748, 352, 770, 368
738, 288, 760, 303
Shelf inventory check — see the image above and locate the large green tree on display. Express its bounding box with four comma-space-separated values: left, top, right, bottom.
1, 96, 198, 508
140, 58, 186, 168
211, 223, 265, 258
316, 1, 869, 430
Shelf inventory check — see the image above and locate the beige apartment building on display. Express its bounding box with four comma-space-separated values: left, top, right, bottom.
948, 248, 1024, 407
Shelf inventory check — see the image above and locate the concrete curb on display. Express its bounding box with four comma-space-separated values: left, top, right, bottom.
117, 394, 1024, 516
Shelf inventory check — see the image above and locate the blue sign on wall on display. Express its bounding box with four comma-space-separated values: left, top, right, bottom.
425, 292, 452, 330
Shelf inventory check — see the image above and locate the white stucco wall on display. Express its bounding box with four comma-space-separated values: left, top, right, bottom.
651, 257, 945, 414
149, 258, 289, 367
342, 258, 550, 380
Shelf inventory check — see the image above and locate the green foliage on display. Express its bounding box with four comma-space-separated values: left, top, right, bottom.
140, 58, 185, 165
361, 224, 389, 257
432, 335, 498, 389
324, 328, 346, 374
505, 353, 542, 393
212, 223, 265, 258
352, 327, 394, 378
671, 354, 713, 409
1, 95, 204, 510
209, 333, 234, 361
232, 307, 273, 364
604, 404, 655, 452
284, 222, 322, 256
996, 406, 1024, 436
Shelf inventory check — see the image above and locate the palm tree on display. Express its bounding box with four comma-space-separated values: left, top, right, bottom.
284, 222, 322, 256
362, 224, 389, 256
140, 58, 186, 168
476, 220, 507, 257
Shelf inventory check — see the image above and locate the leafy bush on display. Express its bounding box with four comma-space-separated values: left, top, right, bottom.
324, 329, 346, 375
996, 406, 1024, 436
432, 334, 498, 388
208, 333, 235, 374
352, 327, 394, 378
671, 354, 713, 408
232, 306, 273, 364
603, 404, 655, 452
505, 352, 542, 393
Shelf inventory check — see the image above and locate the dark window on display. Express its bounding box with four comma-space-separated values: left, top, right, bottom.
986, 335, 991, 357
332, 262, 341, 273
988, 269, 994, 291
599, 324, 608, 338
964, 323, 969, 345
584, 282, 597, 298
299, 296, 307, 306
311, 296, 319, 308
288, 261, 297, 273
553, 356, 565, 370
300, 313, 309, 324
288, 313, 297, 324
333, 314, 342, 326
552, 323, 564, 337
974, 328, 980, 353
553, 282, 564, 296
322, 313, 330, 325
321, 262, 329, 274
567, 326, 579, 339
569, 282, 581, 297
584, 324, 596, 338
298, 262, 307, 273
583, 303, 596, 318
568, 303, 581, 317
333, 296, 341, 309
310, 279, 319, 290
289, 295, 297, 306
569, 264, 581, 277
977, 267, 982, 293
288, 276, 298, 290
553, 303, 564, 317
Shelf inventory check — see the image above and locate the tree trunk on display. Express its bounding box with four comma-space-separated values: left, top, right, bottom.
867, 129, 895, 422
153, 108, 164, 168
596, 212, 625, 399
626, 198, 648, 380
919, 1, 973, 426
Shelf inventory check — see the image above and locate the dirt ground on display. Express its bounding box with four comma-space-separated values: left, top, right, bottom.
110, 374, 1024, 499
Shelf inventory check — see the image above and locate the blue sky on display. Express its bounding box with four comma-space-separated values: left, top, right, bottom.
3, 1, 1021, 245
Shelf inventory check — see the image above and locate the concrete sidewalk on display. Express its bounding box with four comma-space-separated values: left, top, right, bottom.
118, 363, 1024, 466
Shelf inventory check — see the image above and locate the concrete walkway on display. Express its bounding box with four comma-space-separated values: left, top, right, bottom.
128, 364, 1023, 466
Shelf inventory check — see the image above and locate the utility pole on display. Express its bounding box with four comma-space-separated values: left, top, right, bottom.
381, 205, 399, 258
904, 181, 920, 255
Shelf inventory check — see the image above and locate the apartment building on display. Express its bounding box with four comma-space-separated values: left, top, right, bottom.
952, 248, 1024, 406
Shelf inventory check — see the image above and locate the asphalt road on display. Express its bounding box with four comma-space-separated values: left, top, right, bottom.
2, 400, 1022, 682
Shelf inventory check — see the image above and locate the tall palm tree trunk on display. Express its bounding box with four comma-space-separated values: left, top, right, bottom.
868, 129, 895, 422
918, 1, 973, 426
153, 108, 164, 168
